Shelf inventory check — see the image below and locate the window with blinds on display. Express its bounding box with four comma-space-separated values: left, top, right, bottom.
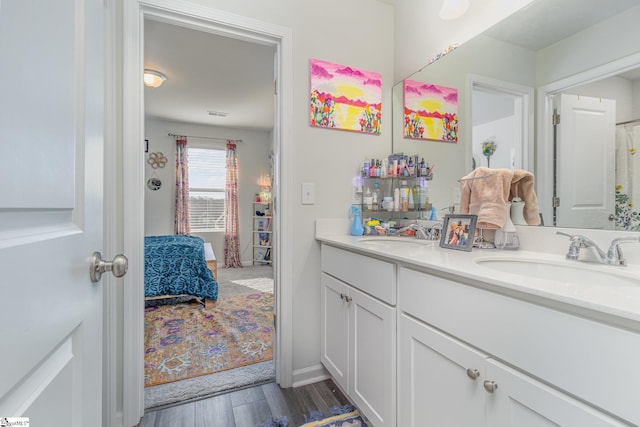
188, 147, 226, 232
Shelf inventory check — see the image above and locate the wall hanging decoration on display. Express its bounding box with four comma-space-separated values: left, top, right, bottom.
403, 79, 458, 142
309, 58, 382, 135
147, 177, 162, 191
147, 152, 168, 168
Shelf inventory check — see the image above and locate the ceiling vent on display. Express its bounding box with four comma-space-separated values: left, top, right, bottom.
208, 111, 229, 117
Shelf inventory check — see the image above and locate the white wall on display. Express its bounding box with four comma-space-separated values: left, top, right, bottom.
394, 0, 536, 83
536, 5, 640, 87
144, 119, 271, 266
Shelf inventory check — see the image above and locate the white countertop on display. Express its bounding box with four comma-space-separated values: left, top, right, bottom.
316, 231, 640, 329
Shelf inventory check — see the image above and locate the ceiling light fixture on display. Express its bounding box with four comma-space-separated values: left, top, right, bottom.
439, 0, 470, 20
143, 69, 167, 88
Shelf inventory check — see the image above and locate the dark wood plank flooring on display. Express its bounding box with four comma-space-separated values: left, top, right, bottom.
139, 379, 351, 427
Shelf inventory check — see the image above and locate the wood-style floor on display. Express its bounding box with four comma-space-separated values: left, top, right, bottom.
139, 379, 352, 427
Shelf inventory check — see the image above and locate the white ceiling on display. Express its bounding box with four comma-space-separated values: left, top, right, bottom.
484, 0, 640, 51
144, 19, 276, 131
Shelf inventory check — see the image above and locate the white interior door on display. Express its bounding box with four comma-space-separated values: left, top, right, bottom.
0, 0, 105, 425
556, 94, 616, 228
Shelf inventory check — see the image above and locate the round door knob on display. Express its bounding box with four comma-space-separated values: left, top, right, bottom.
608, 214, 615, 221
90, 251, 128, 282
483, 380, 498, 393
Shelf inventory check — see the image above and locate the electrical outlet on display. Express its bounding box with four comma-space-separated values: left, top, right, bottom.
302, 183, 315, 205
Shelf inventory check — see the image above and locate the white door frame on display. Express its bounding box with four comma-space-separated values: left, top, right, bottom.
536, 52, 640, 226
120, 1, 293, 424
468, 74, 534, 173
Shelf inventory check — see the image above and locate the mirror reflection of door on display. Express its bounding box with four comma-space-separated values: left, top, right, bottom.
554, 94, 616, 229
471, 79, 533, 172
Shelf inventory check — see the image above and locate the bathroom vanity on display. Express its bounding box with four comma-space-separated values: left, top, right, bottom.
317, 226, 640, 427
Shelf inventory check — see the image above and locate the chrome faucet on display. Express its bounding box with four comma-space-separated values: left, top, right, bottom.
404, 222, 441, 240
605, 236, 640, 266
557, 231, 640, 266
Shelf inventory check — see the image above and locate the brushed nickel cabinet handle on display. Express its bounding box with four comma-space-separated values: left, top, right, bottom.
466, 368, 480, 380
483, 380, 498, 393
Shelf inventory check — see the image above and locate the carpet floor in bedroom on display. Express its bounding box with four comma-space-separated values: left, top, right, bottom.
144, 265, 275, 409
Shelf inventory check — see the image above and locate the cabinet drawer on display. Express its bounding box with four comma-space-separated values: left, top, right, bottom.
399, 266, 640, 425
321, 245, 396, 305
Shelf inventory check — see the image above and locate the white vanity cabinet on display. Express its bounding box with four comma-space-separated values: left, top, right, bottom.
320, 245, 396, 427
398, 266, 636, 427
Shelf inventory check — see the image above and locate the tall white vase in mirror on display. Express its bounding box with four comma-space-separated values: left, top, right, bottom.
510, 197, 527, 225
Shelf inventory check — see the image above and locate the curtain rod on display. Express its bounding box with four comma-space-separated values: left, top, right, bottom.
616, 118, 640, 126
168, 132, 242, 142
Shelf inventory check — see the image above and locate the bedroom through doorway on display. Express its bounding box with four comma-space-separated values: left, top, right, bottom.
141, 17, 277, 410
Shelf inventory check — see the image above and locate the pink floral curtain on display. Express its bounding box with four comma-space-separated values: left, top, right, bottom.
224, 141, 242, 268
174, 136, 190, 235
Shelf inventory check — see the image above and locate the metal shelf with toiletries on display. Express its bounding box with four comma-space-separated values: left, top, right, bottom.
360, 176, 436, 235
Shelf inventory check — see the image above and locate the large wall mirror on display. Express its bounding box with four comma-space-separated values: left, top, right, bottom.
392, 0, 640, 231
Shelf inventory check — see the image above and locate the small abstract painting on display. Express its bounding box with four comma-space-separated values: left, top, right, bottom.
310, 58, 382, 135
403, 79, 458, 142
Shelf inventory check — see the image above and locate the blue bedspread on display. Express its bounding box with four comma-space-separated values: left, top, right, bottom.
144, 235, 218, 301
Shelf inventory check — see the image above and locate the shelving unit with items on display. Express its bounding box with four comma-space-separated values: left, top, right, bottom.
252, 200, 273, 265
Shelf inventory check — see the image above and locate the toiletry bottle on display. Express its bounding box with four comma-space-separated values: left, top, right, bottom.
350, 205, 364, 236
420, 158, 427, 177
400, 180, 409, 212
369, 159, 376, 177
411, 185, 418, 210
376, 160, 381, 177
372, 182, 381, 211
381, 159, 388, 178
408, 186, 415, 210
363, 159, 369, 177
363, 187, 373, 211
393, 186, 400, 211
407, 158, 414, 176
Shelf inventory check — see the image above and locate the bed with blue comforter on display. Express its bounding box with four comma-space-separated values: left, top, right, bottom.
144, 235, 218, 301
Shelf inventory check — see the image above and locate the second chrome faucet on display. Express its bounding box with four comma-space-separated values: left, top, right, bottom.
557, 231, 640, 266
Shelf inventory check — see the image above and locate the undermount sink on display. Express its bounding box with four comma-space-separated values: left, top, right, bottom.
474, 257, 640, 287
357, 236, 434, 246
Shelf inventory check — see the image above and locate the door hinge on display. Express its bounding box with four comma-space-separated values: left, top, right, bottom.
552, 113, 560, 126
552, 196, 560, 207
273, 312, 276, 330
274, 79, 278, 95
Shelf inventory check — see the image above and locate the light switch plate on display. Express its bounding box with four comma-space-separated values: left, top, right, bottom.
302, 183, 315, 205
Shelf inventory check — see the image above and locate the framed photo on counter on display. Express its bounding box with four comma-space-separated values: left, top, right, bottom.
440, 214, 477, 251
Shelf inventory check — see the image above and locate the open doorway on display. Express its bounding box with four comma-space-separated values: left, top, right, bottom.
142, 18, 277, 409
121, 4, 294, 423
470, 76, 533, 172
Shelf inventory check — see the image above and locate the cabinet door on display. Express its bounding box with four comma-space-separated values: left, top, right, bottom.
320, 273, 350, 391
398, 314, 486, 427
485, 359, 627, 427
350, 288, 396, 427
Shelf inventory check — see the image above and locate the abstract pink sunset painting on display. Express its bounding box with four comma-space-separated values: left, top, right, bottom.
310, 58, 382, 135
403, 79, 458, 142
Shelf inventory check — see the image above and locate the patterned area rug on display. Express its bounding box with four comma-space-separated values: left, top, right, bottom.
144, 292, 274, 387
232, 277, 274, 293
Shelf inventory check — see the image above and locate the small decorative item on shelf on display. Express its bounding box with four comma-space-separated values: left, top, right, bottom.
481, 138, 497, 168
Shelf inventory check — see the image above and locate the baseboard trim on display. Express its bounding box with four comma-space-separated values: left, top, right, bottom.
291, 364, 329, 388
